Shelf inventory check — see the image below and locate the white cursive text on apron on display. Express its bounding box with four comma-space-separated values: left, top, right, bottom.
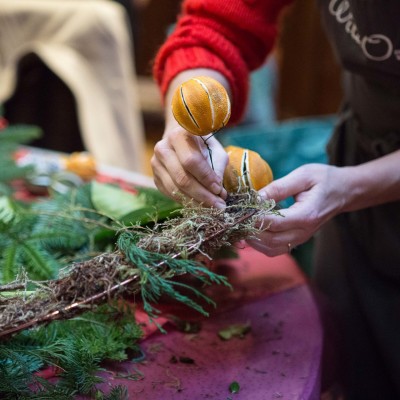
329, 0, 398, 62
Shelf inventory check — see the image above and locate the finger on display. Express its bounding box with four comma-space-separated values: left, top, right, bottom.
152, 155, 179, 199
173, 133, 228, 197
152, 146, 226, 208
258, 167, 313, 204
246, 237, 292, 257
155, 132, 225, 197
153, 158, 204, 205
246, 227, 304, 257
256, 206, 310, 234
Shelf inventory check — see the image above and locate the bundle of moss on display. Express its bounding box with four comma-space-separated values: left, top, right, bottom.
0, 192, 277, 338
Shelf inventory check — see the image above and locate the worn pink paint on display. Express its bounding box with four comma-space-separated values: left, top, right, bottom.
82, 284, 322, 400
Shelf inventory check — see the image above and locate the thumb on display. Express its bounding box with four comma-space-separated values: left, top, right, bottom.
258, 168, 309, 203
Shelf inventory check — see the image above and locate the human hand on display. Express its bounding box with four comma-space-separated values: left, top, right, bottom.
151, 70, 231, 208
247, 163, 350, 256
151, 120, 228, 208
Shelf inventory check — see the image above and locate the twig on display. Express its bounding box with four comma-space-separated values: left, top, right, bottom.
0, 282, 26, 292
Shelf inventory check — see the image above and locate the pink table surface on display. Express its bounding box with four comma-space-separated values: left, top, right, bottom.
76, 247, 323, 400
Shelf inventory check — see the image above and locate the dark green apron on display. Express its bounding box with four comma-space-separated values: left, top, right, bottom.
314, 1, 400, 399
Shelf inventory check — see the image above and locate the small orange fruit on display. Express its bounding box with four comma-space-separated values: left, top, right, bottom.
223, 145, 273, 192
171, 76, 231, 136
63, 152, 97, 181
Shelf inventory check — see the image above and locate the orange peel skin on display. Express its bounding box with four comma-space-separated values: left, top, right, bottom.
171, 76, 231, 136
223, 145, 273, 193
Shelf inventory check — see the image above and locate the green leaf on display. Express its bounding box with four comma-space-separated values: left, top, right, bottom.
229, 381, 240, 394
218, 323, 251, 341
91, 181, 146, 220
120, 203, 181, 226
121, 186, 181, 225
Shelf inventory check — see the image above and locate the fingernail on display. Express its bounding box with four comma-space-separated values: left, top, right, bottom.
219, 187, 228, 200
211, 183, 223, 195
214, 200, 226, 209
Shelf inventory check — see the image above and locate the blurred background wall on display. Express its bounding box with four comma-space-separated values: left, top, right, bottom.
2, 0, 343, 174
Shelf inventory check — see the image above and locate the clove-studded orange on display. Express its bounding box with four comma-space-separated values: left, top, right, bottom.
223, 145, 273, 192
171, 76, 231, 136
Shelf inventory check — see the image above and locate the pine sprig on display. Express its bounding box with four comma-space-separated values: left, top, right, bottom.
0, 304, 142, 399
0, 124, 42, 145
0, 120, 141, 399
0, 124, 42, 184
0, 185, 114, 283
56, 341, 104, 395
118, 230, 230, 318
98, 386, 129, 400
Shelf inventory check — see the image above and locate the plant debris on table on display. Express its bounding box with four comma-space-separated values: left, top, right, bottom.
229, 380, 241, 394
218, 322, 252, 341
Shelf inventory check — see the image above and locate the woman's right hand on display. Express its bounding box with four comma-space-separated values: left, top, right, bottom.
151, 70, 231, 208
151, 119, 228, 208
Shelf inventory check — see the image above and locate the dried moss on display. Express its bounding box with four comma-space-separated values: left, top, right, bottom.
0, 191, 278, 338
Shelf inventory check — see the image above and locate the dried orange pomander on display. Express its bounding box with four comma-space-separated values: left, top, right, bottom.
223, 145, 273, 192
171, 76, 231, 136
63, 152, 97, 181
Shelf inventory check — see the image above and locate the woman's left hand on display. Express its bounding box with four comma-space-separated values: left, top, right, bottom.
247, 163, 349, 256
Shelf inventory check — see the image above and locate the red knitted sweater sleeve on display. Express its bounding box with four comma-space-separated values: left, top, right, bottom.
153, 0, 294, 123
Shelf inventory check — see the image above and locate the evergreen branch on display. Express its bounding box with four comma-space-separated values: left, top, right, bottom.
0, 191, 278, 343
0, 304, 141, 399
118, 230, 230, 317
0, 207, 259, 338
0, 125, 42, 144
0, 196, 16, 224
21, 379, 78, 400
100, 385, 129, 400
20, 243, 57, 280
1, 244, 20, 283
56, 340, 104, 394
0, 164, 34, 183
26, 208, 119, 232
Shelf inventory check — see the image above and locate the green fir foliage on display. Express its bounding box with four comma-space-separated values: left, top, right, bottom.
0, 125, 145, 398
0, 304, 142, 399
118, 230, 230, 319
0, 181, 182, 284
0, 124, 42, 184
0, 184, 111, 283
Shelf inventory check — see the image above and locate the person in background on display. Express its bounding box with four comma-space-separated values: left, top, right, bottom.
151, 1, 400, 399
